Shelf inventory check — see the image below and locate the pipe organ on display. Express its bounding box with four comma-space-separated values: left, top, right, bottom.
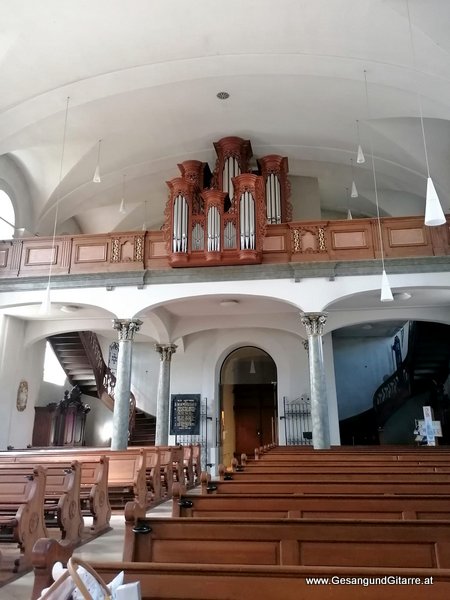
165, 137, 291, 267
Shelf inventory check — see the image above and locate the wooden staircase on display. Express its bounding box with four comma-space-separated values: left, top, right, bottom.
373, 321, 450, 430
48, 331, 116, 411
128, 409, 156, 446
48, 331, 152, 439
48, 332, 98, 397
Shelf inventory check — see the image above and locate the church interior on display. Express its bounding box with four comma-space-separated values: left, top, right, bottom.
1, 1, 450, 597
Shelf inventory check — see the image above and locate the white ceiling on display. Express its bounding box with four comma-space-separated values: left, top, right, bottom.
2, 0, 450, 236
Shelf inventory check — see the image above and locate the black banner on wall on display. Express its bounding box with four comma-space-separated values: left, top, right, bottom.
170, 394, 201, 435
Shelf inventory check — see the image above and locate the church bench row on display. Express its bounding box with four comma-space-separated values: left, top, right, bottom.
251, 448, 450, 462
0, 444, 198, 510
201, 475, 450, 495
122, 514, 450, 569
0, 466, 47, 573
30, 546, 450, 600
218, 467, 450, 482
172, 487, 450, 520
0, 461, 84, 544
236, 459, 450, 473
0, 456, 110, 536
228, 462, 450, 474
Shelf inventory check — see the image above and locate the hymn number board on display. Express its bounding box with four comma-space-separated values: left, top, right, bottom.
170, 394, 201, 435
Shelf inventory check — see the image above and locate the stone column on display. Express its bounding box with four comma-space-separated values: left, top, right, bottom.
155, 343, 177, 446
301, 312, 330, 449
111, 318, 142, 450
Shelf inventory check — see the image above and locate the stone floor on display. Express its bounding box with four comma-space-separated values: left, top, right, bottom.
2, 499, 173, 600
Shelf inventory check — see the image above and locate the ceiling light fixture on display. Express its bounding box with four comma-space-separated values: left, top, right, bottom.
220, 299, 239, 306
119, 173, 126, 214
406, 0, 445, 227
355, 120, 365, 164
60, 304, 80, 313
40, 96, 70, 314
346, 187, 353, 220
93, 139, 102, 183
350, 158, 358, 198
216, 91, 230, 100
142, 199, 148, 231
363, 70, 393, 302
394, 292, 412, 301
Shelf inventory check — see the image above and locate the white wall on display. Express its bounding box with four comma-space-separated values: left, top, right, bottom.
0, 316, 46, 449
290, 176, 322, 221
167, 327, 311, 453
84, 396, 113, 447
131, 343, 159, 416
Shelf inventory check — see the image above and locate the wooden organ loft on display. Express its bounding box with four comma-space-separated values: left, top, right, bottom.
164, 136, 292, 267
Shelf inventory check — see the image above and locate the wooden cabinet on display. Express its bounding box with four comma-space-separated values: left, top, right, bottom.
32, 386, 90, 447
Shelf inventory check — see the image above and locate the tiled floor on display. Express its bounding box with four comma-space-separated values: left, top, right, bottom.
2, 499, 173, 600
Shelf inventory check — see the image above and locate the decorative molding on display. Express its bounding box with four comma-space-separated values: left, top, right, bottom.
113, 319, 143, 341
300, 313, 328, 337
111, 238, 120, 262
155, 343, 177, 362
291, 226, 327, 254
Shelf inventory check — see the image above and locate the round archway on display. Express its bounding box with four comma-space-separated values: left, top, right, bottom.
220, 346, 277, 465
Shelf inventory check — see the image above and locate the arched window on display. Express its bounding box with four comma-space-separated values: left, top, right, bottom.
0, 189, 15, 239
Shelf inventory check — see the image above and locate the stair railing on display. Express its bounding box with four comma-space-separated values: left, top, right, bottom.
372, 325, 416, 428
79, 331, 137, 437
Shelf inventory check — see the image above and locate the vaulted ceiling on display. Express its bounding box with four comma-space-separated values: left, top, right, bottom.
1, 0, 449, 237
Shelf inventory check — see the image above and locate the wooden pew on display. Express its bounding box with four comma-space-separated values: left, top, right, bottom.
0, 462, 83, 545
31, 539, 450, 600
172, 487, 450, 520
122, 513, 450, 568
182, 444, 194, 488
235, 461, 450, 473
158, 445, 185, 489
200, 473, 450, 495
1, 448, 147, 511
0, 466, 47, 572
192, 442, 201, 484
218, 465, 450, 482
5, 455, 111, 534
252, 448, 450, 462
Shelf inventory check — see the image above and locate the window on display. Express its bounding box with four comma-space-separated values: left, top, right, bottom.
0, 189, 15, 239
43, 342, 67, 386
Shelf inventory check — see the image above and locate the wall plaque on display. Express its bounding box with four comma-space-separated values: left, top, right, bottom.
170, 394, 201, 435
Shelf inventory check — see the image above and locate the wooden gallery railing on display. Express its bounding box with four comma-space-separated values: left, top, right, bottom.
0, 216, 448, 279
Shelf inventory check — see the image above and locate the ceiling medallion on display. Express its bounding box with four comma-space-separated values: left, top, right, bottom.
216, 91, 230, 100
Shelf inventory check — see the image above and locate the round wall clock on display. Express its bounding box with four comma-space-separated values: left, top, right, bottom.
16, 380, 28, 412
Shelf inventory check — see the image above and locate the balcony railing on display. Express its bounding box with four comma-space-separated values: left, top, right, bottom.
0, 215, 448, 280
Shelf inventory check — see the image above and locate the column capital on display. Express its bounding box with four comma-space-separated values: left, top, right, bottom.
300, 312, 327, 336
113, 319, 143, 341
155, 343, 177, 362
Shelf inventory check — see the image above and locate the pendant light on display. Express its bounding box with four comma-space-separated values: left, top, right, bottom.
40, 96, 71, 314
93, 139, 102, 183
346, 187, 353, 220
363, 70, 393, 302
406, 0, 445, 226
119, 174, 126, 214
350, 158, 358, 198
355, 120, 366, 164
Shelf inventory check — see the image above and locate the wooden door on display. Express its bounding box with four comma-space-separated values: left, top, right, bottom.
234, 384, 276, 456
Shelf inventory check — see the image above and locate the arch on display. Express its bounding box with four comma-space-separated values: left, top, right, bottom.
0, 189, 15, 238
219, 346, 278, 467
0, 155, 34, 234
